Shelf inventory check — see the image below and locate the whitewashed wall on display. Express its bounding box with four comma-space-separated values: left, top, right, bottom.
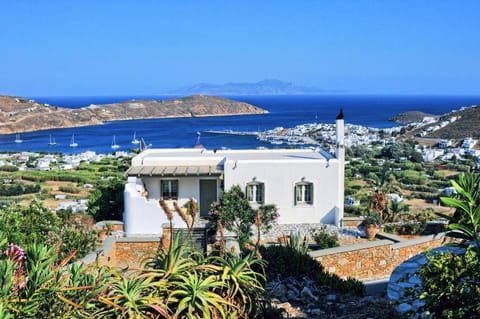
223, 158, 341, 224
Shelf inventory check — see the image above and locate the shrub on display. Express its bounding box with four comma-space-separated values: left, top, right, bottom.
0, 182, 40, 196
310, 225, 339, 249
406, 173, 480, 318
0, 165, 18, 172
383, 222, 426, 235
0, 202, 97, 261
407, 247, 480, 318
344, 205, 362, 216
209, 185, 279, 248
58, 185, 80, 194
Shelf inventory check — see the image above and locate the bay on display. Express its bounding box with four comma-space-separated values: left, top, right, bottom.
1, 95, 479, 154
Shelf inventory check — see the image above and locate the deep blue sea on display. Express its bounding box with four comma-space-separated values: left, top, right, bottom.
1, 95, 479, 154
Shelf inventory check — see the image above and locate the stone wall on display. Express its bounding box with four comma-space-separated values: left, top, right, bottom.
85, 229, 446, 282
309, 232, 446, 281
97, 237, 162, 268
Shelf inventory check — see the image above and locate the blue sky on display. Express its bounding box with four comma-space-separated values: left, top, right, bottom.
1, 1, 479, 96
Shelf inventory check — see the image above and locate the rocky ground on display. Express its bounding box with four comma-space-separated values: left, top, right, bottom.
267, 276, 400, 319
258, 224, 401, 318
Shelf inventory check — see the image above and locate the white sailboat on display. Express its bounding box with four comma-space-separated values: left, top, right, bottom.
48, 134, 57, 146
14, 133, 23, 143
69, 134, 78, 147
111, 135, 120, 149
131, 131, 140, 144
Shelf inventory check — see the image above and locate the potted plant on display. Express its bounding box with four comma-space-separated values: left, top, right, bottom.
361, 212, 383, 240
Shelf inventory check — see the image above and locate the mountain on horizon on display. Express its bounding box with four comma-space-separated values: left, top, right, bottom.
167, 79, 332, 95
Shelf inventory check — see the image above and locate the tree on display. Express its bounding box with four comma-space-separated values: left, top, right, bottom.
209, 185, 255, 246
385, 199, 410, 223
209, 185, 279, 247
88, 177, 125, 221
367, 190, 387, 218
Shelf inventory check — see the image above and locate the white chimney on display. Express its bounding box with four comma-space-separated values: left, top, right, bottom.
335, 109, 345, 226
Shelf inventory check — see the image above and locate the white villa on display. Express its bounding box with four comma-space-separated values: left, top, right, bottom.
123, 112, 345, 235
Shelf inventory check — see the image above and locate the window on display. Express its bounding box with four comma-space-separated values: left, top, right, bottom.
295, 182, 313, 205
161, 180, 178, 200
246, 182, 264, 204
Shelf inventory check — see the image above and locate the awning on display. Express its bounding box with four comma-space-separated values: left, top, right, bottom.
126, 165, 223, 177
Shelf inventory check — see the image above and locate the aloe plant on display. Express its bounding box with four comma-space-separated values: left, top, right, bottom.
214, 252, 267, 317
95, 274, 169, 319
168, 271, 231, 319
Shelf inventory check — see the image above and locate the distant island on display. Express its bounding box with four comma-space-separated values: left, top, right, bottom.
168, 79, 334, 95
0, 95, 267, 134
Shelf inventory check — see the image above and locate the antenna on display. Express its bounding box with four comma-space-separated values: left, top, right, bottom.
195, 131, 203, 148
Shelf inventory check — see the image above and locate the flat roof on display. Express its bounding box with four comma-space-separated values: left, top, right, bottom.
132, 148, 332, 166
126, 164, 222, 177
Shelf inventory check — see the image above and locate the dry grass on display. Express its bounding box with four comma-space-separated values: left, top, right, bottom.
403, 198, 453, 215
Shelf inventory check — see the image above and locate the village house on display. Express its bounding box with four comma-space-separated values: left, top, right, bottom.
123, 112, 345, 235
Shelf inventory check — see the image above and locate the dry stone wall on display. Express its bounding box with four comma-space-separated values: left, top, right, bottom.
87, 229, 446, 282
309, 233, 446, 281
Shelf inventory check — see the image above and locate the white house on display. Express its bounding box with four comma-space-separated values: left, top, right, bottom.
123, 112, 345, 235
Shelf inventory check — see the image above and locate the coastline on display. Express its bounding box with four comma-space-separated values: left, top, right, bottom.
0, 111, 269, 135
1, 95, 479, 155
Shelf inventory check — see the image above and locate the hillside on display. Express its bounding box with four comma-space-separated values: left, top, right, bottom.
0, 95, 267, 134
389, 111, 439, 124
398, 105, 480, 140
429, 105, 480, 139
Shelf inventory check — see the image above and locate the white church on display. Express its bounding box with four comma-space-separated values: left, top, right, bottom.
123, 111, 345, 235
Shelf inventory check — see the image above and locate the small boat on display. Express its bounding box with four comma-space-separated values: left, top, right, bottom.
48, 135, 57, 146
111, 135, 120, 149
69, 134, 78, 147
14, 134, 23, 143
131, 131, 140, 144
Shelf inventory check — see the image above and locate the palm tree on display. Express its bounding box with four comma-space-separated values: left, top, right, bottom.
368, 190, 388, 219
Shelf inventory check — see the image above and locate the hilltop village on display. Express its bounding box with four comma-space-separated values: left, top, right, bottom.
253, 104, 480, 166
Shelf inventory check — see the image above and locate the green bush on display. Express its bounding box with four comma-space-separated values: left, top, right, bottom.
58, 185, 80, 194
407, 173, 480, 318
383, 222, 426, 235
0, 165, 18, 172
209, 185, 279, 248
344, 205, 363, 216
0, 202, 97, 261
0, 182, 41, 196
408, 247, 480, 318
310, 225, 339, 249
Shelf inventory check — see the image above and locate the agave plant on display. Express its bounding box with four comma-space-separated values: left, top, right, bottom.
214, 251, 267, 317
143, 233, 202, 279
168, 270, 231, 319
94, 274, 169, 319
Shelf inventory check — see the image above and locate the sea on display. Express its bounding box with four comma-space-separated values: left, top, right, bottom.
1, 95, 479, 154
